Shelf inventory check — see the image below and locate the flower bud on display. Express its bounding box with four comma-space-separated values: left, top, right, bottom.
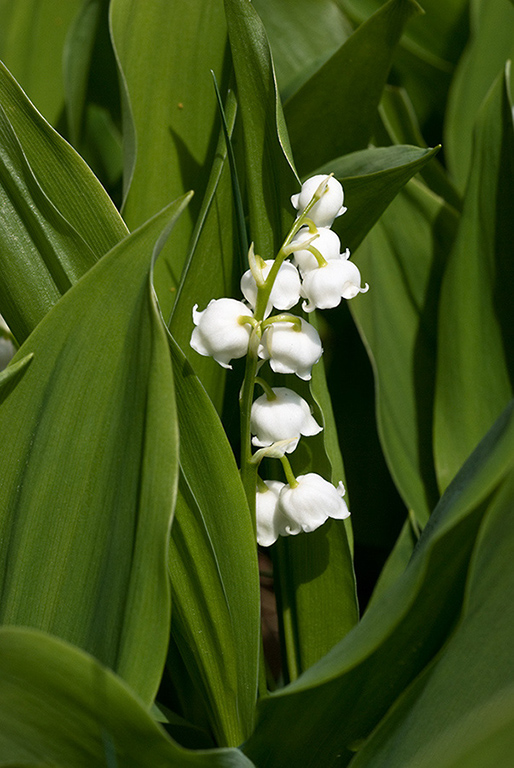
290, 227, 343, 274
190, 298, 253, 369
290, 175, 347, 228
256, 480, 285, 547
277, 474, 349, 536
241, 259, 301, 317
251, 387, 322, 453
301, 256, 368, 312
258, 318, 322, 380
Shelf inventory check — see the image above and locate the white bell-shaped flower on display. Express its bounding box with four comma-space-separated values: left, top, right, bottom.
251, 387, 322, 453
190, 298, 253, 369
301, 255, 368, 312
290, 227, 343, 274
240, 259, 301, 317
258, 318, 322, 380
291, 174, 347, 228
256, 480, 285, 547
277, 473, 349, 536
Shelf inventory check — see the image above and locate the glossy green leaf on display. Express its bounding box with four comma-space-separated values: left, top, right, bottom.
169, 90, 238, 411
224, 0, 298, 257
243, 400, 514, 767
316, 144, 442, 252
252, 0, 353, 97
349, 179, 458, 521
434, 65, 514, 491
0, 627, 255, 767
110, 0, 229, 318
0, 0, 82, 124
349, 442, 514, 767
284, 0, 422, 177
168, 337, 261, 746
445, 0, 514, 192
0, 60, 128, 341
0, 196, 190, 705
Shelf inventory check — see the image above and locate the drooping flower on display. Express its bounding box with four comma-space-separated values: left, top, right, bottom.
251, 387, 322, 453
277, 473, 349, 536
240, 259, 301, 317
256, 480, 285, 547
291, 174, 347, 228
190, 298, 253, 369
290, 227, 343, 274
258, 318, 322, 380
300, 256, 369, 312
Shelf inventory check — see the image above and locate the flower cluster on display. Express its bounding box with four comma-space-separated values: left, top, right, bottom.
190, 175, 367, 546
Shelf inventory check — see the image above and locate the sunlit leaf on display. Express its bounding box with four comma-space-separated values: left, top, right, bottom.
0, 196, 190, 705
0, 60, 128, 342
110, 0, 229, 318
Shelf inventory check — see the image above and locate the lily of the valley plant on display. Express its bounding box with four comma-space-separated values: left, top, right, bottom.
191, 174, 365, 545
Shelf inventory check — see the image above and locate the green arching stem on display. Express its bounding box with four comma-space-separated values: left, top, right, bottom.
254, 178, 331, 319
254, 377, 276, 400
280, 455, 298, 488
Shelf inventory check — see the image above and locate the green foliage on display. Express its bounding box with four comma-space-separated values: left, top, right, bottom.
0, 0, 513, 764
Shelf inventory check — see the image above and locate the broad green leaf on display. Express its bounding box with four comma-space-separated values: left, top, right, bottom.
445, 0, 514, 191
434, 65, 514, 491
349, 450, 514, 767
63, 0, 104, 147
315, 144, 443, 252
0, 101, 97, 343
168, 337, 261, 746
169, 90, 238, 412
0, 60, 128, 341
284, 0, 422, 177
252, 0, 353, 97
0, 196, 190, 705
224, 0, 298, 257
110, 0, 229, 318
243, 400, 514, 767
0, 0, 82, 124
0, 61, 126, 253
0, 627, 255, 767
350, 178, 458, 521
